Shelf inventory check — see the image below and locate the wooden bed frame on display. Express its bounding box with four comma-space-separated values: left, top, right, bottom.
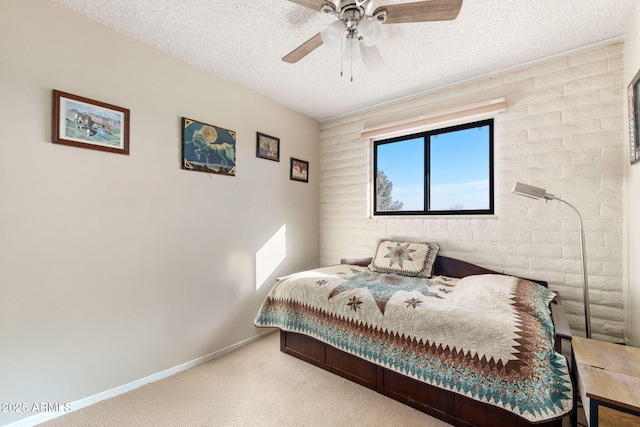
279, 255, 573, 427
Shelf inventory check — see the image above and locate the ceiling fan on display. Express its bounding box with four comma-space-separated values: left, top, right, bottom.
283, 0, 463, 73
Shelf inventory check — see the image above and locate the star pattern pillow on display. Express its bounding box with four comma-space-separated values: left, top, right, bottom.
369, 239, 439, 278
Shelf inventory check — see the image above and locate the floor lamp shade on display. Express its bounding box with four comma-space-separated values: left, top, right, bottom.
511, 182, 592, 338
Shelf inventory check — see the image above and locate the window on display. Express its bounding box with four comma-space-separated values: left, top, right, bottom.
373, 119, 494, 216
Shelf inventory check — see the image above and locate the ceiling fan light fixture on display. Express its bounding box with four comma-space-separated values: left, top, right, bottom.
321, 19, 345, 48
358, 18, 383, 46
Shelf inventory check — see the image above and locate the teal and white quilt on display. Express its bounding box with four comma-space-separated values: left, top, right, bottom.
255, 265, 573, 423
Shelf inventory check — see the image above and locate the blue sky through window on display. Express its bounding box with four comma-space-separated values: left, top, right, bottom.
377, 137, 424, 210
377, 124, 490, 212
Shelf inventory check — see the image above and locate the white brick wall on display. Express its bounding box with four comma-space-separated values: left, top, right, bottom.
318, 42, 625, 342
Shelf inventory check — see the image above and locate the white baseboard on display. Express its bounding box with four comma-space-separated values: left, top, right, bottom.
4, 330, 276, 427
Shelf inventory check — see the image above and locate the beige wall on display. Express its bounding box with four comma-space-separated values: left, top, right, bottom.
624, 7, 640, 347
0, 1, 318, 425
319, 42, 625, 343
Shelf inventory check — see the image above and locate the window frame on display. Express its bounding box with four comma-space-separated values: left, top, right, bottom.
373, 118, 495, 216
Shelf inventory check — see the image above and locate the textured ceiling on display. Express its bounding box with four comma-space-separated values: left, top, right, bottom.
53, 0, 640, 121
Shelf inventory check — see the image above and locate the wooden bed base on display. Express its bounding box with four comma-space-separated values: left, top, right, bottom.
279, 255, 572, 427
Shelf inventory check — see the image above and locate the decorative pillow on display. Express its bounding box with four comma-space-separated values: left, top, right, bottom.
368, 239, 439, 278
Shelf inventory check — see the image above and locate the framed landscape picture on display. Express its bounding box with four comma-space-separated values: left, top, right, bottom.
628, 69, 640, 165
256, 132, 280, 162
290, 158, 309, 183
52, 90, 129, 155
182, 117, 236, 176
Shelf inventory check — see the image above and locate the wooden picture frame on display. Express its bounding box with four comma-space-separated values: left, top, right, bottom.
182, 117, 236, 176
628, 69, 640, 165
52, 90, 129, 155
256, 132, 280, 162
290, 158, 309, 183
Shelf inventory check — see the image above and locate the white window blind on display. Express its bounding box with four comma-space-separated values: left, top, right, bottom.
361, 98, 507, 141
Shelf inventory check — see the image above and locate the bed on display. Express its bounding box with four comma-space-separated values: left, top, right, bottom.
254, 240, 573, 427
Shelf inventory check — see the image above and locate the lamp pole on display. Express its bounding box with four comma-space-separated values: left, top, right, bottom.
550, 197, 592, 339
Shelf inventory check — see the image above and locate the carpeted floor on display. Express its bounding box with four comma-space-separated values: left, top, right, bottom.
37, 331, 581, 427
37, 331, 452, 427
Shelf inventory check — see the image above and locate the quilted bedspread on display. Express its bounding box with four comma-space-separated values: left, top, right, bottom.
254, 265, 573, 422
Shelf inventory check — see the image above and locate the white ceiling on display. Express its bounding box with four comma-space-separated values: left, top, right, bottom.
53, 0, 640, 121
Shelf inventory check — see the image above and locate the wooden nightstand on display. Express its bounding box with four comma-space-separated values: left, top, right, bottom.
572, 336, 640, 426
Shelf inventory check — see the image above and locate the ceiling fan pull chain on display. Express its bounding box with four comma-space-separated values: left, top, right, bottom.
350, 46, 354, 82
340, 37, 344, 77
349, 37, 354, 82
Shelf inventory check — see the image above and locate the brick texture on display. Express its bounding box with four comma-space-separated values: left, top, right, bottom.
318, 42, 625, 342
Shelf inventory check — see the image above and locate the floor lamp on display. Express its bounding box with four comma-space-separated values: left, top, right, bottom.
511, 182, 592, 338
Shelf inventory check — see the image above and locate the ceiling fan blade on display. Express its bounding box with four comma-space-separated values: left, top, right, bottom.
286, 0, 330, 11
374, 0, 463, 24
361, 44, 384, 73
282, 33, 324, 63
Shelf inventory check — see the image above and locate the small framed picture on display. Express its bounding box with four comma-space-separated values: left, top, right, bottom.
256, 132, 280, 162
182, 117, 236, 176
52, 90, 130, 155
290, 158, 309, 183
628, 68, 640, 165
